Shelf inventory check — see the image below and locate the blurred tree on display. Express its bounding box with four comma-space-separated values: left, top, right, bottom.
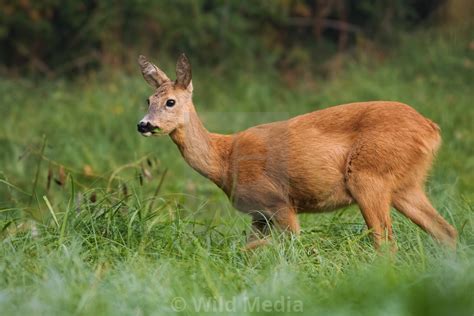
0, 0, 451, 76
435, 0, 474, 26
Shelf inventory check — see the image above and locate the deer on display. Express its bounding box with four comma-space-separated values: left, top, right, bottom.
136, 53, 457, 250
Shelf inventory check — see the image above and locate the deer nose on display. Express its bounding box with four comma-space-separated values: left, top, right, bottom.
137, 121, 155, 133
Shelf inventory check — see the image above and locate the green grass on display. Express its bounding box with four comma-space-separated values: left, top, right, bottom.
1, 28, 473, 315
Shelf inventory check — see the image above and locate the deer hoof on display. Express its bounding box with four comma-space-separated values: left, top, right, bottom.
243, 239, 270, 251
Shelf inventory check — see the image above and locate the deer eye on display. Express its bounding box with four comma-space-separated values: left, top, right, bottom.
166, 99, 176, 107
146, 99, 150, 106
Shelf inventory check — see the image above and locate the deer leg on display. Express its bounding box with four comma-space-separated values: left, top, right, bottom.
270, 205, 301, 234
347, 175, 394, 249
244, 206, 300, 250
244, 213, 272, 250
392, 187, 457, 248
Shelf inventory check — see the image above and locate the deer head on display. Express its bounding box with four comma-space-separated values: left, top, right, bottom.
137, 54, 194, 136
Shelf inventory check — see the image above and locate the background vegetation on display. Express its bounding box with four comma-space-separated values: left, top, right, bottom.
0, 1, 473, 315
1, 0, 464, 75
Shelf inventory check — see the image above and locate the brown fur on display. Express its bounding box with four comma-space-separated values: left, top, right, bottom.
137, 54, 457, 249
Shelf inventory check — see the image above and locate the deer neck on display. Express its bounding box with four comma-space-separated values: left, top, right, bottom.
169, 108, 229, 187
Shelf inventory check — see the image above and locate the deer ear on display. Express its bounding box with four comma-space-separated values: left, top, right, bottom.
138, 55, 170, 88
175, 53, 192, 89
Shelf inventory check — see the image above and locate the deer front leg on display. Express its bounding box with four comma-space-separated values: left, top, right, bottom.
244, 207, 300, 250
244, 213, 272, 250
271, 206, 301, 234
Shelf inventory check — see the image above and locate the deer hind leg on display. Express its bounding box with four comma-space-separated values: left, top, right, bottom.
346, 174, 394, 249
392, 187, 457, 248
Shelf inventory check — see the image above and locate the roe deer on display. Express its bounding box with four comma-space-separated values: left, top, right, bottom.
136, 54, 457, 250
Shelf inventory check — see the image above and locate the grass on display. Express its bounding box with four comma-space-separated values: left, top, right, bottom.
1, 27, 473, 315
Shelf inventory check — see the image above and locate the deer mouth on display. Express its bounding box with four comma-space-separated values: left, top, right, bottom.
142, 127, 164, 137
138, 123, 163, 137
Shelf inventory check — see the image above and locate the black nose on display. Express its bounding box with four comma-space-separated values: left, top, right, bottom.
137, 121, 155, 133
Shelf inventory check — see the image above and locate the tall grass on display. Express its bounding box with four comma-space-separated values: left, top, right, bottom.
0, 28, 473, 315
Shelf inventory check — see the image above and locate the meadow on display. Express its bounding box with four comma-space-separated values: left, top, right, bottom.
1, 27, 473, 315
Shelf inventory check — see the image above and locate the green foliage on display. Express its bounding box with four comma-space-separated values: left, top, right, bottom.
0, 0, 443, 74
0, 28, 473, 315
